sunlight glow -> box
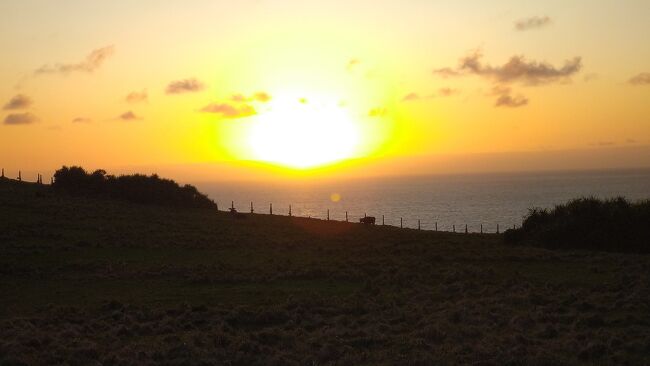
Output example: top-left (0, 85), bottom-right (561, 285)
top-left (247, 97), bottom-right (361, 169)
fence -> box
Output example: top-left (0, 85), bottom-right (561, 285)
top-left (0, 169), bottom-right (519, 234)
top-left (220, 200), bottom-right (520, 234)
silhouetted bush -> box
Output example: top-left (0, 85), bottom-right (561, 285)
top-left (52, 166), bottom-right (216, 209)
top-left (504, 197), bottom-right (650, 253)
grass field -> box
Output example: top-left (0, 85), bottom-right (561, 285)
top-left (1, 178), bottom-right (649, 365)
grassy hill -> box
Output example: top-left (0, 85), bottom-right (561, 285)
top-left (1, 178), bottom-right (649, 365)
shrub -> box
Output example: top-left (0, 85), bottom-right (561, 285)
top-left (52, 166), bottom-right (216, 209)
top-left (504, 197), bottom-right (650, 253)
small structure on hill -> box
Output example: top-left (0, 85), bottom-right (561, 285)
top-left (360, 216), bottom-right (376, 225)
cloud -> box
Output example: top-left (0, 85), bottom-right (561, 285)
top-left (72, 117), bottom-right (92, 123)
top-left (253, 92), bottom-right (271, 102)
top-left (583, 73), bottom-right (599, 82)
top-left (347, 59), bottom-right (360, 71)
top-left (438, 87), bottom-right (459, 97)
top-left (35, 45), bottom-right (115, 75)
top-left (125, 90), bottom-right (148, 103)
top-left (402, 92), bottom-right (421, 102)
top-left (368, 107), bottom-right (387, 117)
top-left (432, 67), bottom-right (461, 78)
top-left (200, 103), bottom-right (256, 119)
top-left (434, 50), bottom-right (582, 85)
top-left (118, 111), bottom-right (141, 121)
top-left (492, 86), bottom-right (528, 108)
top-left (515, 16), bottom-right (552, 31)
top-left (4, 112), bottom-right (38, 125)
top-left (495, 94), bottom-right (529, 108)
top-left (629, 72), bottom-right (650, 86)
top-left (590, 141), bottom-right (616, 147)
top-left (230, 92), bottom-right (272, 103)
top-left (3, 94), bottom-right (33, 110)
top-left (165, 78), bottom-right (205, 94)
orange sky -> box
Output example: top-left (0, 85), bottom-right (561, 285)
top-left (1, 0), bottom-right (649, 181)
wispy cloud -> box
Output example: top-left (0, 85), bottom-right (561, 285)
top-left (3, 94), bottom-right (32, 110)
top-left (438, 87), bottom-right (459, 97)
top-left (347, 58), bottom-right (360, 71)
top-left (4, 112), bottom-right (38, 125)
top-left (402, 92), bottom-right (421, 102)
top-left (515, 16), bottom-right (552, 31)
top-left (118, 111), bottom-right (141, 121)
top-left (368, 107), bottom-right (387, 117)
top-left (629, 72), bottom-right (650, 86)
top-left (434, 50), bottom-right (582, 85)
top-left (165, 78), bottom-right (205, 94)
top-left (72, 117), bottom-right (92, 123)
top-left (230, 92), bottom-right (271, 103)
top-left (35, 45), bottom-right (115, 75)
top-left (200, 103), bottom-right (256, 119)
top-left (125, 90), bottom-right (148, 103)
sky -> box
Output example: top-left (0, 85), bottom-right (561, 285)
top-left (1, 0), bottom-right (649, 181)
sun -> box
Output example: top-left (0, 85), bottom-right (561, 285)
top-left (247, 97), bottom-right (361, 169)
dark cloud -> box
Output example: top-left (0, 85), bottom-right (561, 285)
top-left (200, 103), bottom-right (256, 119)
top-left (72, 117), bottom-right (92, 123)
top-left (165, 78), bottom-right (205, 94)
top-left (492, 86), bottom-right (528, 108)
top-left (125, 90), bottom-right (148, 103)
top-left (629, 72), bottom-right (650, 86)
top-left (35, 45), bottom-right (115, 75)
top-left (495, 94), bottom-right (529, 108)
top-left (515, 16), bottom-right (552, 31)
top-left (3, 94), bottom-right (33, 110)
top-left (402, 92), bottom-right (421, 102)
top-left (4, 112), bottom-right (38, 125)
top-left (118, 111), bottom-right (141, 121)
top-left (434, 50), bottom-right (582, 85)
top-left (368, 107), bottom-right (387, 117)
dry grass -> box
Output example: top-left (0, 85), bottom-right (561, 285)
top-left (1, 179), bottom-right (649, 365)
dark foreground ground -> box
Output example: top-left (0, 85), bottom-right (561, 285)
top-left (0, 179), bottom-right (649, 365)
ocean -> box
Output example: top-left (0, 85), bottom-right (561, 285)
top-left (196, 169), bottom-right (650, 233)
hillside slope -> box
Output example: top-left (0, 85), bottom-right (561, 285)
top-left (0, 179), bottom-right (648, 365)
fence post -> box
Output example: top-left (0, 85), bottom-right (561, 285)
top-left (270, 203), bottom-right (273, 215)
top-left (400, 217), bottom-right (403, 228)
top-left (453, 224), bottom-right (455, 233)
top-left (480, 224), bottom-right (483, 234)
top-left (18, 171), bottom-right (21, 181)
top-left (465, 224), bottom-right (468, 234)
top-left (497, 224), bottom-right (500, 234)
top-left (250, 202), bottom-right (254, 214)
top-left (418, 220), bottom-right (421, 230)
top-left (345, 211), bottom-right (348, 222)
top-left (1, 168), bottom-right (4, 178)
top-left (382, 215), bottom-right (385, 225)
top-left (231, 201), bottom-right (234, 210)
top-left (289, 205), bottom-right (292, 217)
top-left (435, 222), bottom-right (438, 231)
top-left (327, 209), bottom-right (330, 221)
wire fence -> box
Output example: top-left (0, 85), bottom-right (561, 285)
top-left (221, 200), bottom-right (516, 234)
top-left (1, 169), bottom-right (516, 234)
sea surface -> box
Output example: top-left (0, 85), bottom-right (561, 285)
top-left (196, 169), bottom-right (650, 233)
